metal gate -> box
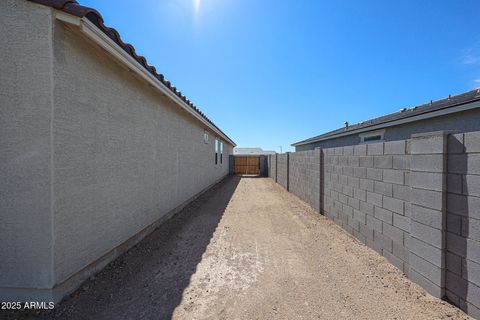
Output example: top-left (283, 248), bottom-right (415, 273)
top-left (234, 156), bottom-right (260, 175)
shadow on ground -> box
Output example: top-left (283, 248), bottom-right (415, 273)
top-left (7, 176), bottom-right (240, 320)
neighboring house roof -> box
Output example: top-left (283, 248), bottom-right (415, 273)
top-left (292, 89), bottom-right (480, 147)
top-left (234, 148), bottom-right (276, 156)
top-left (28, 0), bottom-right (235, 146)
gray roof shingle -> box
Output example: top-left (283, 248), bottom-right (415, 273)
top-left (292, 89), bottom-right (480, 146)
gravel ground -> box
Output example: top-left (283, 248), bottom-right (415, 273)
top-left (3, 176), bottom-right (472, 320)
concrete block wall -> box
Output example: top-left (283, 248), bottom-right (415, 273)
top-left (445, 132), bottom-right (480, 317)
top-left (267, 155), bottom-right (272, 178)
top-left (409, 132), bottom-right (447, 298)
top-left (270, 154), bottom-right (277, 182)
top-left (322, 141), bottom-right (411, 274)
top-left (260, 155), bottom-right (268, 177)
top-left (277, 153), bottom-right (289, 190)
top-left (289, 150), bottom-right (321, 212)
top-left (268, 131), bottom-right (480, 318)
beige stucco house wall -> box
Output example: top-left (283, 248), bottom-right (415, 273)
top-left (0, 0), bottom-right (235, 302)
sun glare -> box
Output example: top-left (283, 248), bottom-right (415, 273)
top-left (194, 0), bottom-right (201, 16)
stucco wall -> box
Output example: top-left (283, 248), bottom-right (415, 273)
top-left (51, 21), bottom-right (233, 285)
top-left (0, 0), bottom-right (54, 290)
top-left (1, 0), bottom-right (234, 302)
top-left (295, 107), bottom-right (480, 152)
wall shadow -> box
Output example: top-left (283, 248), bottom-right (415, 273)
top-left (319, 149), bottom-right (325, 215)
top-left (445, 136), bottom-right (469, 314)
top-left (14, 176), bottom-right (241, 320)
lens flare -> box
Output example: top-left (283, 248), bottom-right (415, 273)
top-left (194, 0), bottom-right (201, 16)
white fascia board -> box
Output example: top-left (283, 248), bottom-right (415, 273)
top-left (292, 99), bottom-right (480, 147)
top-left (56, 11), bottom-right (81, 26)
top-left (54, 12), bottom-right (235, 147)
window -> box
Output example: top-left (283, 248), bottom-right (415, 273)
top-left (220, 141), bottom-right (224, 164)
top-left (363, 135), bottom-right (382, 142)
top-left (203, 130), bottom-right (209, 144)
top-left (215, 138), bottom-right (219, 165)
top-left (359, 129), bottom-right (385, 144)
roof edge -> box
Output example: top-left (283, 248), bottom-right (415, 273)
top-left (292, 92), bottom-right (480, 147)
top-left (28, 0), bottom-right (236, 146)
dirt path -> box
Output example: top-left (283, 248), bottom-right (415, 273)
top-left (8, 176), bottom-right (471, 320)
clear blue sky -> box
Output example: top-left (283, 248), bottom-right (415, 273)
top-left (81, 0), bottom-right (480, 152)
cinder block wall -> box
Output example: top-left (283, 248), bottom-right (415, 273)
top-left (259, 155), bottom-right (268, 177)
top-left (323, 141), bottom-right (411, 274)
top-left (445, 132), bottom-right (480, 316)
top-left (408, 133), bottom-right (448, 298)
top-left (268, 154), bottom-right (277, 181)
top-left (289, 150), bottom-right (321, 212)
top-left (277, 153), bottom-right (289, 189)
top-left (268, 132), bottom-right (480, 318)
top-left (267, 155), bottom-right (272, 177)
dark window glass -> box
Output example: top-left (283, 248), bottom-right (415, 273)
top-left (364, 135), bottom-right (382, 142)
top-left (220, 142), bottom-right (223, 164)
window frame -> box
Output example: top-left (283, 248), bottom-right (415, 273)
top-left (359, 129), bottom-right (385, 144)
top-left (220, 141), bottom-right (224, 164)
top-left (214, 138), bottom-right (219, 165)
top-left (203, 130), bottom-right (209, 144)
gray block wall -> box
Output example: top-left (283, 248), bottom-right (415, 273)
top-left (270, 154), bottom-right (277, 182)
top-left (322, 141), bottom-right (411, 274)
top-left (409, 132), bottom-right (447, 298)
top-left (277, 153), bottom-right (289, 190)
top-left (445, 132), bottom-right (480, 317)
top-left (269, 132), bottom-right (480, 318)
top-left (289, 150), bottom-right (321, 212)
top-left (1, 0), bottom-right (234, 303)
top-left (259, 155), bottom-right (268, 177)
